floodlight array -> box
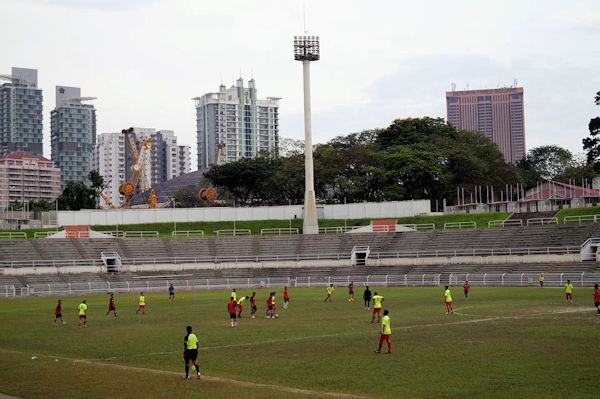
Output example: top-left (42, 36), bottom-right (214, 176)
top-left (294, 36), bottom-right (320, 61)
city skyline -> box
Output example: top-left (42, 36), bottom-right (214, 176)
top-left (1, 0), bottom-right (599, 168)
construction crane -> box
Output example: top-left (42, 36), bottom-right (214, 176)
top-left (99, 191), bottom-right (115, 209)
top-left (198, 143), bottom-right (225, 203)
top-left (118, 128), bottom-right (156, 208)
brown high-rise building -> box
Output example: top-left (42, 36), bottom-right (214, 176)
top-left (446, 87), bottom-right (525, 163)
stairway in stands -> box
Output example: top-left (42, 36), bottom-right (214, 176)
top-left (508, 211), bottom-right (557, 224)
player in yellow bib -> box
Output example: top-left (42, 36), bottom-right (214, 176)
top-left (565, 280), bottom-right (574, 302)
top-left (77, 300), bottom-right (88, 327)
top-left (371, 293), bottom-right (384, 323)
top-left (324, 284), bottom-right (334, 303)
top-left (237, 295), bottom-right (249, 318)
top-left (183, 325), bottom-right (201, 379)
top-left (539, 274), bottom-right (544, 288)
top-left (374, 309), bottom-right (391, 353)
top-left (136, 292), bottom-right (146, 315)
top-left (444, 286), bottom-right (453, 314)
top-left (230, 289), bottom-right (237, 302)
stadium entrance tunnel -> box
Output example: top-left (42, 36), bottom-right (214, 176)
top-left (351, 245), bottom-right (370, 266)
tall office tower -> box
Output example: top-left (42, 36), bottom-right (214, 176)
top-left (446, 87), bottom-right (525, 163)
top-left (0, 67), bottom-right (43, 156)
top-left (50, 86), bottom-right (97, 186)
top-left (177, 145), bottom-right (191, 176)
top-left (194, 78), bottom-right (280, 170)
top-left (93, 132), bottom-right (126, 207)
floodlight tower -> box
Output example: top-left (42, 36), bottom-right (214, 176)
top-left (294, 35), bottom-right (320, 234)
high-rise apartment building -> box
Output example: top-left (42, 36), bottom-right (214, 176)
top-left (178, 145), bottom-right (191, 176)
top-left (50, 86), bottom-right (97, 186)
top-left (446, 87), bottom-right (525, 163)
top-left (93, 133), bottom-right (126, 207)
top-left (0, 67), bottom-right (43, 156)
top-left (194, 78), bottom-right (280, 170)
top-left (0, 152), bottom-right (61, 210)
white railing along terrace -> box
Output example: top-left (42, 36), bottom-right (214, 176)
top-left (0, 245), bottom-right (584, 269)
top-left (171, 230), bottom-right (205, 238)
top-left (399, 223), bottom-right (436, 230)
top-left (488, 219), bottom-right (523, 228)
top-left (260, 228), bottom-right (299, 235)
top-left (215, 229), bottom-right (252, 236)
top-left (444, 221), bottom-right (476, 229)
top-left (318, 226), bottom-right (364, 234)
top-left (3, 272), bottom-right (599, 297)
top-left (0, 232), bottom-right (27, 238)
top-left (526, 217), bottom-right (559, 226)
top-left (563, 214), bottom-right (600, 224)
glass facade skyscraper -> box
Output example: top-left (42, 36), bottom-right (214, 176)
top-left (0, 67), bottom-right (43, 156)
top-left (50, 86), bottom-right (96, 186)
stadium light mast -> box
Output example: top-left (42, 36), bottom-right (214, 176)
top-left (294, 34), bottom-right (320, 234)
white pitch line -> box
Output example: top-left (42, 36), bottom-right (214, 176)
top-left (0, 348), bottom-right (371, 399)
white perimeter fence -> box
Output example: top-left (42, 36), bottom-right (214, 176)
top-left (3, 272), bottom-right (599, 298)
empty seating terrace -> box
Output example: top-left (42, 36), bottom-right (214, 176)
top-left (0, 224), bottom-right (599, 266)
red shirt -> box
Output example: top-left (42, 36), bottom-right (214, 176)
top-left (463, 284), bottom-right (470, 292)
top-left (54, 303), bottom-right (62, 315)
top-left (266, 297), bottom-right (272, 307)
top-left (283, 289), bottom-right (289, 299)
top-left (109, 298), bottom-right (116, 308)
top-left (227, 300), bottom-right (236, 313)
top-left (594, 288), bottom-right (600, 302)
top-left (250, 296), bottom-right (256, 306)
top-left (348, 283), bottom-right (354, 292)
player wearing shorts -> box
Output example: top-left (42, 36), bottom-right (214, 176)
top-left (444, 286), bottom-right (454, 314)
top-left (593, 283), bottom-right (600, 315)
top-left (324, 284), bottom-right (334, 302)
top-left (271, 292), bottom-right (278, 318)
top-left (374, 309), bottom-right (391, 353)
top-left (106, 293), bottom-right (118, 317)
top-left (54, 299), bottom-right (65, 325)
top-left (348, 282), bottom-right (354, 302)
top-left (565, 280), bottom-right (574, 302)
top-left (169, 284), bottom-right (175, 302)
top-left (77, 300), bottom-right (88, 327)
top-left (371, 293), bottom-right (384, 323)
top-left (250, 292), bottom-right (257, 318)
top-left (463, 281), bottom-right (470, 300)
top-left (283, 286), bottom-right (290, 309)
top-left (228, 297), bottom-right (237, 327)
top-left (237, 296), bottom-right (249, 318)
top-left (363, 286), bottom-right (372, 310)
top-left (539, 274), bottom-right (544, 288)
top-left (136, 292), bottom-right (146, 315)
top-left (183, 325), bottom-right (201, 379)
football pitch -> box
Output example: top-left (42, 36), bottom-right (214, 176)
top-left (0, 287), bottom-right (598, 398)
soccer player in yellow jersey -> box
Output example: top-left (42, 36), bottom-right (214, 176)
top-left (374, 309), bottom-right (391, 353)
top-left (230, 289), bottom-right (237, 302)
top-left (565, 280), bottom-right (574, 302)
top-left (371, 293), bottom-right (384, 323)
top-left (539, 273), bottom-right (544, 288)
top-left (77, 300), bottom-right (88, 327)
top-left (324, 284), bottom-right (334, 302)
top-left (237, 295), bottom-right (249, 318)
top-left (136, 292), bottom-right (146, 315)
top-left (183, 325), bottom-right (201, 379)
top-left (444, 286), bottom-right (453, 314)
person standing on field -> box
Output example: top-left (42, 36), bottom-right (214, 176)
top-left (77, 300), bottom-right (88, 327)
top-left (593, 283), bottom-right (600, 315)
top-left (371, 292), bottom-right (384, 323)
top-left (227, 297), bottom-right (237, 327)
top-left (565, 280), bottom-right (574, 302)
top-left (250, 292), bottom-right (257, 319)
top-left (136, 292), bottom-right (146, 315)
top-left (324, 284), bottom-right (334, 302)
top-left (374, 309), bottom-right (391, 354)
top-left (348, 282), bottom-right (354, 302)
top-left (463, 281), bottom-right (471, 300)
top-left (230, 288), bottom-right (237, 302)
top-left (183, 325), bottom-right (201, 379)
top-left (444, 286), bottom-right (454, 314)
top-left (283, 286), bottom-right (290, 309)
top-left (106, 293), bottom-right (118, 317)
top-left (54, 299), bottom-right (65, 325)
top-left (237, 296), bottom-right (248, 318)
top-left (363, 286), bottom-right (372, 310)
top-left (168, 284), bottom-right (175, 301)
top-left (539, 274), bottom-right (544, 288)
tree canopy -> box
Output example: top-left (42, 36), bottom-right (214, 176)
top-left (582, 90), bottom-right (600, 171)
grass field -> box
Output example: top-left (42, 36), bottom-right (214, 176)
top-left (0, 287), bottom-right (598, 398)
top-left (396, 212), bottom-right (510, 230)
top-left (556, 206), bottom-right (600, 221)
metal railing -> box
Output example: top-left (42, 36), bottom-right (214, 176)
top-left (260, 228), bottom-right (299, 235)
top-left (0, 245), bottom-right (583, 269)
top-left (488, 219), bottom-right (523, 228)
top-left (3, 271), bottom-right (599, 297)
top-left (215, 229), bottom-right (252, 236)
top-left (527, 217), bottom-right (558, 226)
top-left (0, 232), bottom-right (27, 239)
top-left (444, 221), bottom-right (477, 230)
top-left (399, 223), bottom-right (436, 231)
top-left (171, 230), bottom-right (205, 238)
top-left (563, 214), bottom-right (600, 224)
top-left (318, 226), bottom-right (365, 234)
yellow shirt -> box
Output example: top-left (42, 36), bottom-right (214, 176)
top-left (230, 291), bottom-right (237, 301)
top-left (565, 283), bottom-right (573, 294)
top-left (186, 333), bottom-right (198, 350)
top-left (444, 289), bottom-right (452, 302)
top-left (138, 295), bottom-right (145, 306)
top-left (327, 286), bottom-right (334, 295)
top-left (237, 296), bottom-right (246, 305)
top-left (78, 303), bottom-right (87, 316)
top-left (372, 295), bottom-right (384, 309)
top-left (381, 315), bottom-right (391, 335)
top-left (539, 275), bottom-right (544, 282)
top-left (270, 295), bottom-right (276, 305)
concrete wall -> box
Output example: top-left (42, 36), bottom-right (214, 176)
top-left (55, 200), bottom-right (431, 226)
top-left (370, 254), bottom-right (580, 267)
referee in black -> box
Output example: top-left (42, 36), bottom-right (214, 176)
top-left (183, 325), bottom-right (200, 379)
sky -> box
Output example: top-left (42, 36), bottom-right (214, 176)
top-left (2, 0), bottom-right (599, 168)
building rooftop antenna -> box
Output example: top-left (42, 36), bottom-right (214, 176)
top-left (514, 78), bottom-right (518, 87)
top-left (451, 82), bottom-right (456, 92)
top-left (303, 4), bottom-right (307, 34)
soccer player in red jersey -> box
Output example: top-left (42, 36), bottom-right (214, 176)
top-left (106, 293), bottom-right (118, 318)
top-left (250, 292), bottom-right (257, 319)
top-left (593, 283), bottom-right (600, 315)
top-left (463, 281), bottom-right (470, 300)
top-left (54, 299), bottom-right (65, 325)
top-left (227, 297), bottom-right (237, 328)
top-left (283, 286), bottom-right (289, 309)
top-left (348, 282), bottom-right (355, 302)
top-left (266, 292), bottom-right (277, 318)
top-left (237, 296), bottom-right (248, 318)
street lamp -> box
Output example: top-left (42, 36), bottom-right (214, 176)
top-left (294, 35), bottom-right (320, 234)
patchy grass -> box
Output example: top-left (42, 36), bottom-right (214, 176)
top-left (397, 212), bottom-right (510, 230)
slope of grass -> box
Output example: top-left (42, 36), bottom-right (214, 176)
top-left (555, 206), bottom-right (600, 221)
top-left (0, 287), bottom-right (597, 398)
top-left (397, 211), bottom-right (510, 229)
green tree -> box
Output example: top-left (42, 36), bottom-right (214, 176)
top-left (172, 186), bottom-right (202, 208)
top-left (56, 181), bottom-right (96, 210)
top-left (518, 145), bottom-right (573, 182)
top-left (9, 200), bottom-right (55, 212)
top-left (582, 90), bottom-right (600, 171)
